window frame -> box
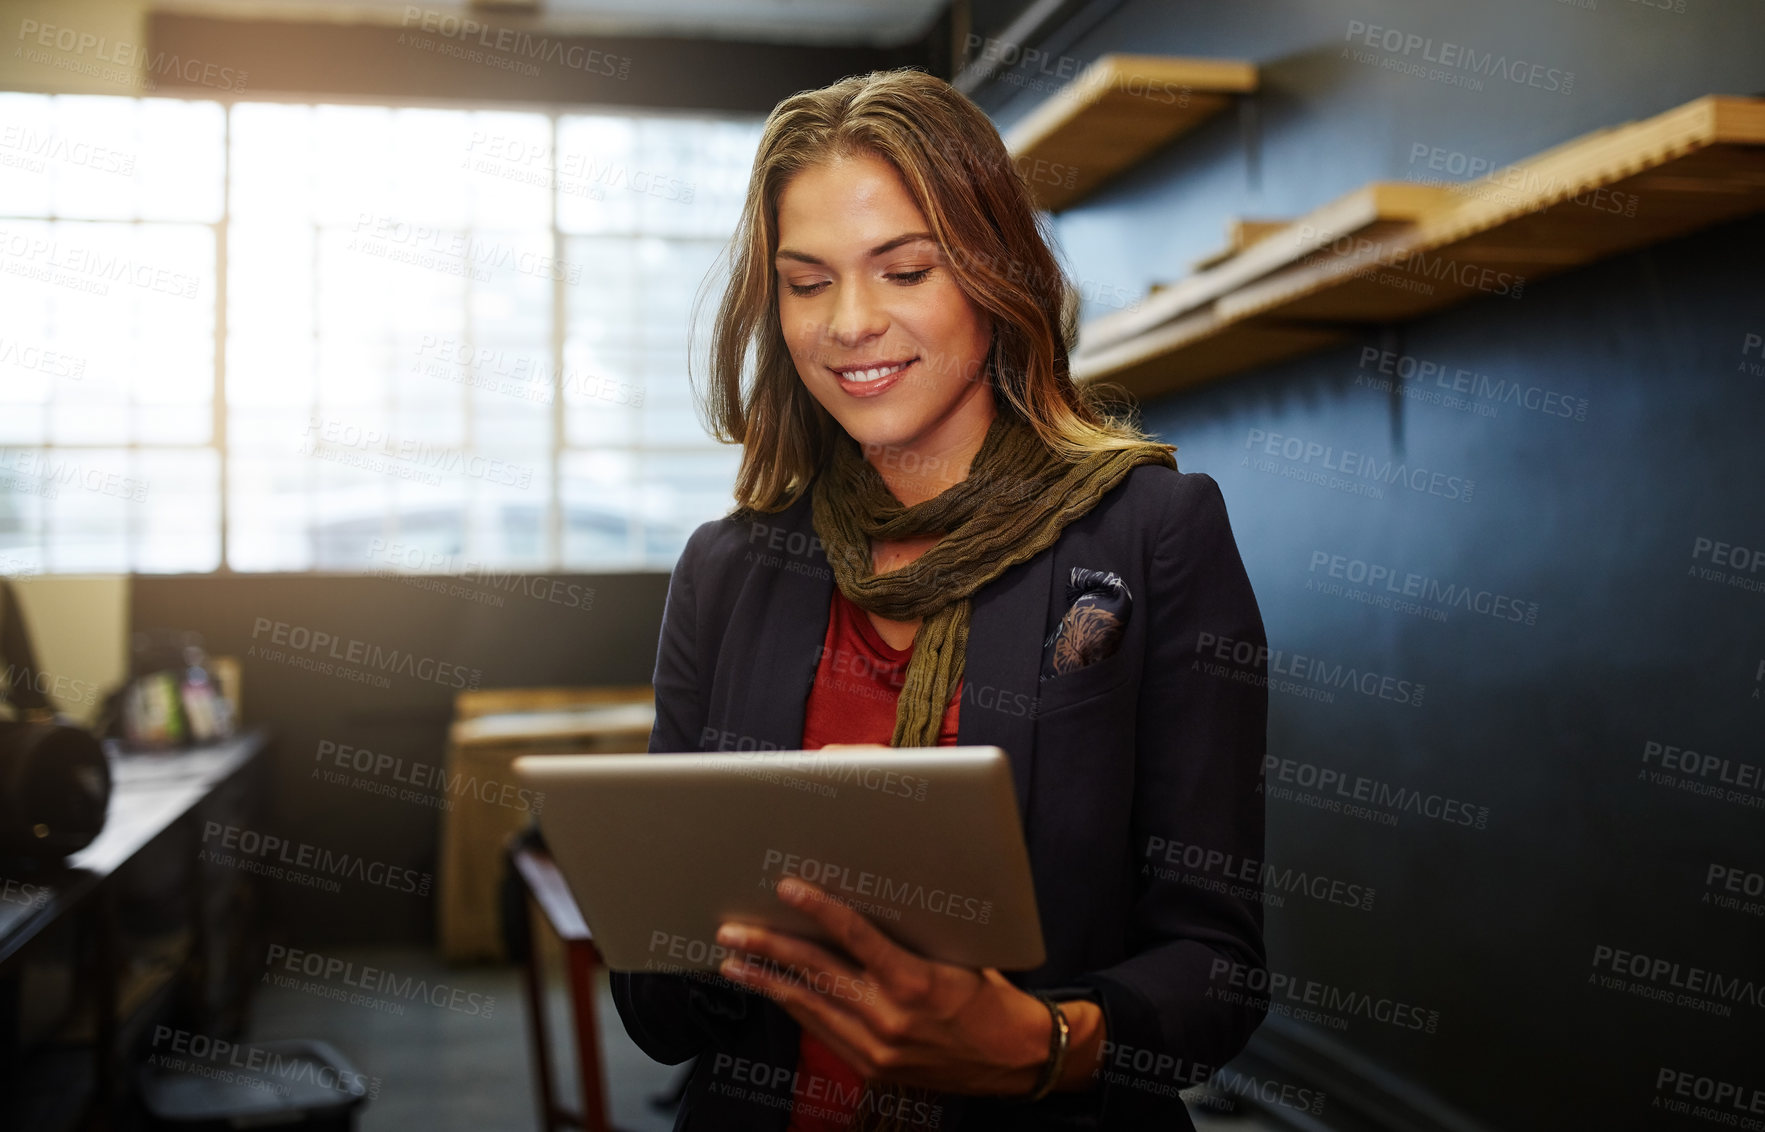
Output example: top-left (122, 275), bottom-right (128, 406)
top-left (0, 89), bottom-right (757, 576)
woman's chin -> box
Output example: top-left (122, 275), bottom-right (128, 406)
top-left (832, 413), bottom-right (923, 456)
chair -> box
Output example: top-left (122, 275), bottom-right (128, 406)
top-left (505, 832), bottom-right (631, 1132)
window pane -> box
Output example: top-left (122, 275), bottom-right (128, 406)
top-left (639, 447), bottom-right (739, 560)
top-left (135, 449), bottom-right (219, 572)
top-left (230, 103), bottom-right (315, 223)
top-left (0, 95), bottom-right (224, 222)
top-left (0, 93), bottom-right (55, 217)
top-left (560, 448), bottom-right (638, 565)
top-left (226, 99), bottom-right (563, 573)
top-left (136, 98), bottom-right (226, 223)
top-left (228, 454), bottom-right (311, 571)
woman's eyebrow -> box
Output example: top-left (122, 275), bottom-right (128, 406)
top-left (775, 232), bottom-right (937, 265)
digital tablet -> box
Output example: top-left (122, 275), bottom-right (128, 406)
top-left (512, 746), bottom-right (1046, 973)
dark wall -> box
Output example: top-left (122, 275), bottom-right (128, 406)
top-left (972, 0), bottom-right (1764, 1128)
top-left (130, 572), bottom-right (668, 945)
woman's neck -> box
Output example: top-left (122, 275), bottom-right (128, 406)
top-left (866, 394), bottom-right (998, 508)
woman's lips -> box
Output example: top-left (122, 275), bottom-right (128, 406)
top-left (830, 358), bottom-right (916, 397)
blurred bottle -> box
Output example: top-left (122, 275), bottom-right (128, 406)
top-left (178, 635), bottom-right (234, 743)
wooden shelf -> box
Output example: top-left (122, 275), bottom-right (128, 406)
top-left (1083, 182), bottom-right (1459, 353)
top-left (1004, 54), bottom-right (1257, 212)
top-left (1074, 95), bottom-right (1765, 397)
top-left (1191, 219), bottom-right (1288, 271)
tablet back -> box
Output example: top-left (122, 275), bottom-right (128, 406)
top-left (513, 746), bottom-right (1046, 972)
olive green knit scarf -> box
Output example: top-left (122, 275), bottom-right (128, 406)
top-left (811, 407), bottom-right (1174, 750)
top-left (805, 408), bottom-right (1172, 1129)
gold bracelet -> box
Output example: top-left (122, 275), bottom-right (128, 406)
top-left (1024, 994), bottom-right (1070, 1103)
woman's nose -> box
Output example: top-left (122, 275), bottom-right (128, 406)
top-left (823, 281), bottom-right (887, 348)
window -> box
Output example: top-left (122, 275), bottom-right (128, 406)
top-left (0, 92), bottom-right (760, 574)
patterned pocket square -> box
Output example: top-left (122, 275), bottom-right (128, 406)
top-left (1041, 567), bottom-right (1132, 679)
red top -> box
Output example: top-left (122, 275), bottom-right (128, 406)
top-left (788, 588), bottom-right (961, 1132)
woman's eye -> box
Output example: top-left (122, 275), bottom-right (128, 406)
top-left (887, 268), bottom-right (933, 285)
top-left (785, 280), bottom-right (829, 297)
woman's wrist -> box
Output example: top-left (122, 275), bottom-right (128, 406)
top-left (1050, 999), bottom-right (1105, 1093)
top-left (1000, 993), bottom-right (1106, 1098)
top-left (1020, 995), bottom-right (1070, 1102)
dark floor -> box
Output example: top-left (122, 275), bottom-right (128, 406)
top-left (243, 944), bottom-right (1284, 1131)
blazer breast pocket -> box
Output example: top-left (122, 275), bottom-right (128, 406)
top-left (1034, 647), bottom-right (1135, 716)
top-left (1036, 566), bottom-right (1136, 716)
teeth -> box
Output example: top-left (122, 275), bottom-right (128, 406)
top-left (844, 362), bottom-right (908, 382)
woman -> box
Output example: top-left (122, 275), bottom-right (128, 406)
top-left (611, 68), bottom-right (1269, 1132)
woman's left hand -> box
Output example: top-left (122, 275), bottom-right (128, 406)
top-left (714, 876), bottom-right (1073, 1096)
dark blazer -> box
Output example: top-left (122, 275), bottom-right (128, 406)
top-left (611, 463), bottom-right (1270, 1132)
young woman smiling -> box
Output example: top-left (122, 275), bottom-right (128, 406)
top-left (611, 69), bottom-right (1270, 1132)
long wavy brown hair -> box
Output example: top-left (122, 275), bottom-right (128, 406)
top-left (697, 67), bottom-right (1167, 515)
